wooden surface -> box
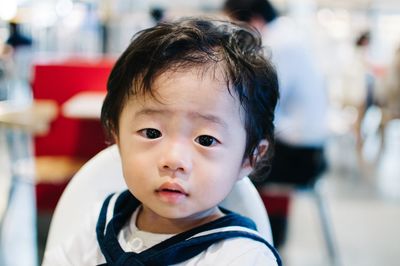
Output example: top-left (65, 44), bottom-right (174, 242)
top-left (0, 100), bottom-right (58, 135)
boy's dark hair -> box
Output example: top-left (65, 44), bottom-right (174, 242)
top-left (101, 17), bottom-right (279, 179)
top-left (223, 0), bottom-right (279, 24)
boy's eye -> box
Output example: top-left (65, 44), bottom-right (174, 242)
top-left (195, 135), bottom-right (218, 147)
top-left (140, 128), bottom-right (162, 139)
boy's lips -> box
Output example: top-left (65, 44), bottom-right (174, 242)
top-left (156, 182), bottom-right (189, 203)
top-left (156, 182), bottom-right (189, 196)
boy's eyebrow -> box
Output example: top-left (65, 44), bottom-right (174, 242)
top-left (135, 108), bottom-right (228, 128)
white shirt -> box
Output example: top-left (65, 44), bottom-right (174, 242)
top-left (43, 203), bottom-right (278, 265)
top-left (263, 17), bottom-right (328, 147)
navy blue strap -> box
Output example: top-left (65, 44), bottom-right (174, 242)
top-left (96, 193), bottom-right (122, 264)
top-left (136, 230), bottom-right (282, 265)
top-left (97, 191), bottom-right (140, 264)
top-left (141, 208), bottom-right (258, 256)
top-left (96, 190), bottom-right (282, 266)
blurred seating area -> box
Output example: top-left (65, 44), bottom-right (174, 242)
top-left (1, 1), bottom-right (400, 266)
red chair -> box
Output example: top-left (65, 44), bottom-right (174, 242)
top-left (31, 57), bottom-right (115, 212)
top-left (32, 58), bottom-right (114, 158)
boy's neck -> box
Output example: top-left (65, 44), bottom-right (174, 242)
top-left (136, 206), bottom-right (225, 234)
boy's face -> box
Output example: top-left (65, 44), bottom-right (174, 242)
top-left (116, 67), bottom-right (252, 230)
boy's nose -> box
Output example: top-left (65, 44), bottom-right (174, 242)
top-left (159, 140), bottom-right (192, 175)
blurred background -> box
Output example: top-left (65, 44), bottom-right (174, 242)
top-left (0, 0), bottom-right (399, 265)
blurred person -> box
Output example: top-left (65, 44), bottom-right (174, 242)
top-left (343, 30), bottom-right (387, 166)
top-left (0, 41), bottom-right (13, 100)
top-left (1, 27), bottom-right (27, 100)
top-left (342, 31), bottom-right (375, 157)
top-left (355, 31), bottom-right (376, 110)
top-left (2, 21), bottom-right (34, 104)
top-left (224, 0), bottom-right (328, 248)
top-left (6, 21), bottom-right (33, 81)
top-left (375, 45), bottom-right (400, 158)
top-left (43, 17), bottom-right (282, 265)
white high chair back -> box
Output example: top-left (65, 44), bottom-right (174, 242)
top-left (45, 145), bottom-right (273, 251)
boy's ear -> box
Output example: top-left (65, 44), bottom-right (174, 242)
top-left (239, 140), bottom-right (269, 180)
top-left (254, 139), bottom-right (269, 161)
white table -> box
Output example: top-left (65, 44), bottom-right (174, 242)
top-left (62, 91), bottom-right (106, 119)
